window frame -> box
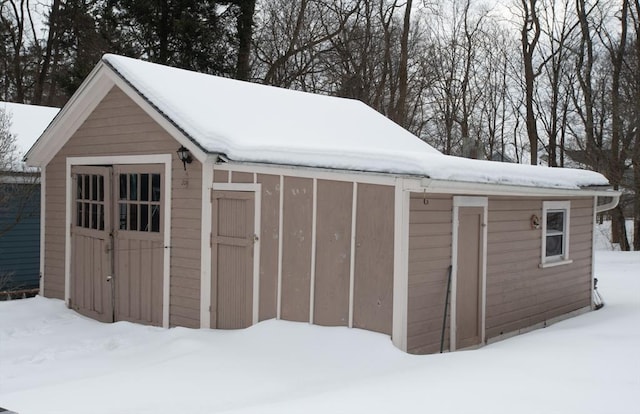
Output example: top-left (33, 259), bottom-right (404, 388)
top-left (540, 200), bottom-right (572, 268)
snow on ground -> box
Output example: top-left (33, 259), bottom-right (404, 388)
top-left (1, 250), bottom-right (638, 414)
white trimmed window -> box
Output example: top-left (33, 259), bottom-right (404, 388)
top-left (541, 201), bottom-right (571, 267)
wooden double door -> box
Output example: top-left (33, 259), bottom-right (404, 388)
top-left (70, 165), bottom-right (164, 326)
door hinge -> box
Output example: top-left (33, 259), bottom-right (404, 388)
top-left (209, 232), bottom-right (213, 248)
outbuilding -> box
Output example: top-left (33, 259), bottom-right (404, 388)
top-left (1, 102), bottom-right (58, 294)
top-left (25, 55), bottom-right (618, 354)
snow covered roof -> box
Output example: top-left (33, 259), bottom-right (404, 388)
top-left (1, 101), bottom-right (59, 171)
top-left (98, 55), bottom-right (609, 189)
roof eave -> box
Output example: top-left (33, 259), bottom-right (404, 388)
top-left (415, 177), bottom-right (619, 198)
top-left (216, 158), bottom-right (618, 198)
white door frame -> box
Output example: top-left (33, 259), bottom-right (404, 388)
top-left (450, 196), bottom-right (488, 351)
top-left (66, 154), bottom-right (172, 327)
top-left (208, 182), bottom-right (262, 327)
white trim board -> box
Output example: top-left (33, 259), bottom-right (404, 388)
top-left (65, 154), bottom-right (172, 328)
top-left (348, 182), bottom-right (358, 328)
top-left (199, 164), bottom-right (214, 328)
top-left (450, 196), bottom-right (488, 352)
top-left (309, 178), bottom-right (318, 324)
top-left (39, 168), bottom-right (46, 296)
top-left (541, 200), bottom-right (571, 266)
top-left (276, 175), bottom-right (284, 320)
top-left (25, 62), bottom-right (208, 168)
top-left (391, 179), bottom-right (410, 351)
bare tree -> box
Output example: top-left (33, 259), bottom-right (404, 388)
top-left (519, 0), bottom-right (542, 165)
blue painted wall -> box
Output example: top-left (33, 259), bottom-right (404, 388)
top-left (0, 184), bottom-right (40, 291)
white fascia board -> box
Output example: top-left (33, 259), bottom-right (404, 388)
top-left (411, 178), bottom-right (619, 198)
top-left (219, 162), bottom-right (618, 198)
top-left (104, 70), bottom-right (209, 164)
top-left (25, 61), bottom-right (211, 168)
top-left (25, 62), bottom-right (114, 167)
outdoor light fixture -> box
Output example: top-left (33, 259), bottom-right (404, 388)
top-left (177, 146), bottom-right (193, 170)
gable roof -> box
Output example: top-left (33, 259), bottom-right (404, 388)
top-left (1, 101), bottom-right (59, 172)
top-left (27, 54), bottom-right (610, 190)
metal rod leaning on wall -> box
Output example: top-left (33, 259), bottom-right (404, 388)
top-left (440, 265), bottom-right (453, 353)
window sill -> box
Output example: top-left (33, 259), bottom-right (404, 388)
top-left (539, 259), bottom-right (573, 269)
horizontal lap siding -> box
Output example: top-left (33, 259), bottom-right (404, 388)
top-left (44, 86), bottom-right (201, 327)
top-left (485, 197), bottom-right (593, 339)
top-left (407, 195), bottom-right (453, 354)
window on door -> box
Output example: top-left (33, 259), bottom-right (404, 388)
top-left (75, 173), bottom-right (105, 231)
top-left (541, 201), bottom-right (571, 266)
top-left (118, 173), bottom-right (161, 232)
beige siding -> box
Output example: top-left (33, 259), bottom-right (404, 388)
top-left (213, 170), bottom-right (228, 183)
top-left (485, 197), bottom-right (594, 339)
top-left (353, 184), bottom-right (394, 335)
top-left (231, 171), bottom-right (254, 183)
top-left (44, 86), bottom-right (201, 328)
top-left (313, 180), bottom-right (352, 326)
top-left (407, 194), bottom-right (453, 354)
top-left (256, 174), bottom-right (280, 321)
top-left (280, 176), bottom-right (313, 321)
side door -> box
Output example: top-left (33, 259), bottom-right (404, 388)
top-left (211, 190), bottom-right (255, 329)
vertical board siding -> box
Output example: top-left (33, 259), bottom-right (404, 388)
top-left (485, 197), bottom-right (594, 339)
top-left (44, 86), bottom-right (201, 328)
top-left (257, 174), bottom-right (280, 321)
top-left (407, 194), bottom-right (453, 354)
top-left (353, 184), bottom-right (394, 335)
top-left (281, 176), bottom-right (313, 322)
top-left (313, 180), bottom-right (352, 326)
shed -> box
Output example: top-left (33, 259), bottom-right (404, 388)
top-left (25, 55), bottom-right (619, 353)
top-left (1, 102), bottom-right (58, 293)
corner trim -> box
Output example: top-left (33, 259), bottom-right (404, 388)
top-left (39, 168), bottom-right (46, 296)
top-left (200, 164), bottom-right (214, 328)
top-left (392, 179), bottom-right (410, 351)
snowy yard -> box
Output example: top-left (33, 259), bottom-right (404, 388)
top-left (0, 250), bottom-right (638, 414)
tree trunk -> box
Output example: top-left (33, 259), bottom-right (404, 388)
top-left (235, 0), bottom-right (256, 81)
top-left (33, 0), bottom-right (61, 105)
top-left (521, 0), bottom-right (541, 165)
top-left (393, 0), bottom-right (411, 127)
